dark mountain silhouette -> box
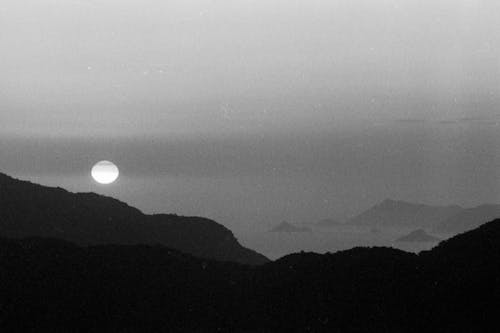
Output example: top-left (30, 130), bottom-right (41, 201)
top-left (316, 218), bottom-right (344, 228)
top-left (396, 229), bottom-right (441, 242)
top-left (348, 199), bottom-right (463, 228)
top-left (269, 221), bottom-right (312, 233)
top-left (0, 172), bottom-right (268, 265)
top-left (434, 204), bottom-right (500, 235)
top-left (2, 219), bottom-right (500, 331)
top-left (2, 172), bottom-right (500, 330)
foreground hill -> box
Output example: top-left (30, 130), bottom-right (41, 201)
top-left (0, 172), bottom-right (268, 265)
top-left (348, 199), bottom-right (463, 229)
top-left (1, 219), bottom-right (500, 331)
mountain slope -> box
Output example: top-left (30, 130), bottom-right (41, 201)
top-left (0, 172), bottom-right (268, 265)
top-left (416, 219), bottom-right (500, 331)
top-left (1, 220), bottom-right (500, 331)
top-left (434, 204), bottom-right (500, 234)
top-left (0, 236), bottom-right (252, 332)
top-left (348, 199), bottom-right (463, 228)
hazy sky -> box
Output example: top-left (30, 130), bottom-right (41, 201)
top-left (1, 0), bottom-right (500, 230)
top-left (2, 0), bottom-right (500, 136)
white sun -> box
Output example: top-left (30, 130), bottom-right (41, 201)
top-left (91, 160), bottom-right (119, 184)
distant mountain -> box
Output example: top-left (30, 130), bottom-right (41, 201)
top-left (269, 221), bottom-right (311, 233)
top-left (434, 204), bottom-right (500, 235)
top-left (0, 172), bottom-right (268, 265)
top-left (348, 199), bottom-right (463, 228)
top-left (396, 229), bottom-right (441, 242)
top-left (2, 219), bottom-right (500, 331)
top-left (316, 218), bottom-right (344, 228)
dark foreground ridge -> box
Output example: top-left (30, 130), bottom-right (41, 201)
top-left (0, 172), bottom-right (268, 265)
top-left (1, 217), bottom-right (500, 331)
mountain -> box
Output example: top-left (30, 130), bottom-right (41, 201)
top-left (316, 218), bottom-right (344, 228)
top-left (434, 204), bottom-right (500, 235)
top-left (416, 219), bottom-right (500, 330)
top-left (269, 221), bottom-right (312, 233)
top-left (396, 229), bottom-right (441, 242)
top-left (1, 219), bottom-right (500, 331)
top-left (0, 172), bottom-right (268, 265)
top-left (0, 236), bottom-right (250, 332)
top-left (348, 199), bottom-right (463, 228)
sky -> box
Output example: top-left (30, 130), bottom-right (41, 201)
top-left (1, 0), bottom-right (500, 231)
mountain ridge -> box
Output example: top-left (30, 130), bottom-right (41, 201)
top-left (348, 198), bottom-right (463, 229)
top-left (0, 171), bottom-right (268, 265)
top-left (434, 204), bottom-right (500, 235)
top-left (2, 219), bottom-right (500, 331)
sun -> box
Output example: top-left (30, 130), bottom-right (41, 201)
top-left (91, 160), bottom-right (119, 184)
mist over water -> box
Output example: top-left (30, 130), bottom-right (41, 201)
top-left (239, 227), bottom-right (438, 260)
